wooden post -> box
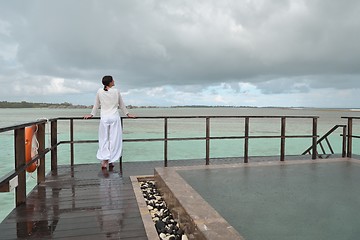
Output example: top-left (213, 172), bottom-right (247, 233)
top-left (120, 118), bottom-right (124, 174)
top-left (206, 117), bottom-right (210, 165)
top-left (51, 120), bottom-right (58, 174)
top-left (312, 117), bottom-right (318, 160)
top-left (164, 118), bottom-right (168, 167)
top-left (15, 128), bottom-right (26, 206)
top-left (244, 117), bottom-right (249, 163)
top-left (280, 117), bottom-right (286, 161)
top-left (70, 119), bottom-right (74, 166)
top-left (342, 125), bottom-right (347, 158)
top-left (37, 123), bottom-right (46, 183)
top-left (347, 118), bottom-right (352, 158)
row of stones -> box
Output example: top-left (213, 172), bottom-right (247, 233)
top-left (140, 180), bottom-right (188, 240)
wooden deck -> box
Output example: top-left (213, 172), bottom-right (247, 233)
top-left (0, 162), bottom-right (156, 240)
top-left (0, 158), bottom-right (223, 240)
top-left (0, 156), bottom-right (320, 240)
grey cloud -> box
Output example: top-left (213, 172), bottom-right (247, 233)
top-left (306, 76), bottom-right (360, 89)
top-left (255, 77), bottom-right (311, 94)
top-left (254, 75), bottom-right (360, 95)
top-left (1, 0), bottom-right (360, 98)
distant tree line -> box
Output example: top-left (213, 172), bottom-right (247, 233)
top-left (170, 105), bottom-right (258, 108)
top-left (0, 101), bottom-right (88, 108)
top-left (0, 101), bottom-right (266, 109)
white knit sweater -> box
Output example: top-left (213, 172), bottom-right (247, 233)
top-left (90, 87), bottom-right (129, 117)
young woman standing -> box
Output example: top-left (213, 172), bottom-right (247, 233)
top-left (84, 75), bottom-right (135, 170)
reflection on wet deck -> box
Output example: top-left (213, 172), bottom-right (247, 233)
top-left (0, 164), bottom-right (148, 240)
top-left (0, 158), bottom-right (240, 239)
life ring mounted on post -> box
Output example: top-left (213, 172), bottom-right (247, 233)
top-left (25, 125), bottom-right (39, 173)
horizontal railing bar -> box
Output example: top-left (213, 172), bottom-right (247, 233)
top-left (0, 119), bottom-right (48, 133)
top-left (342, 117), bottom-right (360, 120)
top-left (0, 148), bottom-right (51, 188)
top-left (57, 116), bottom-right (319, 120)
top-left (0, 170), bottom-right (17, 190)
top-left (25, 148), bottom-right (51, 166)
top-left (63, 140), bottom-right (98, 144)
top-left (0, 115), bottom-right (321, 134)
top-left (247, 135), bottom-right (317, 139)
top-left (60, 134), bottom-right (318, 145)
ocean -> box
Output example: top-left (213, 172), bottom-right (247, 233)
top-left (1, 107), bottom-right (360, 222)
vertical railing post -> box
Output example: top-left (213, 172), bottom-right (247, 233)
top-left (15, 128), bottom-right (26, 206)
top-left (280, 117), bottom-right (286, 161)
top-left (164, 117), bottom-right (168, 167)
top-left (70, 119), bottom-right (74, 166)
top-left (120, 118), bottom-right (124, 173)
top-left (244, 117), bottom-right (249, 163)
top-left (51, 120), bottom-right (58, 174)
top-left (347, 118), bottom-right (352, 158)
top-left (312, 117), bottom-right (318, 160)
top-left (119, 117), bottom-right (124, 175)
top-left (342, 125), bottom-right (347, 158)
top-left (37, 123), bottom-right (46, 183)
top-left (206, 117), bottom-right (210, 165)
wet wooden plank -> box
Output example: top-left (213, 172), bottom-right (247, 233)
top-left (0, 164), bottom-right (148, 239)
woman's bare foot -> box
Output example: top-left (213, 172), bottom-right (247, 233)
top-left (109, 163), bottom-right (114, 171)
top-left (101, 160), bottom-right (109, 169)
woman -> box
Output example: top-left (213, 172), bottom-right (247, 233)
top-left (84, 75), bottom-right (135, 170)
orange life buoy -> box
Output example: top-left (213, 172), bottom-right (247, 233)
top-left (25, 125), bottom-right (38, 173)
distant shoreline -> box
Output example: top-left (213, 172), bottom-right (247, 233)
top-left (1, 101), bottom-right (359, 111)
top-left (0, 101), bottom-right (89, 109)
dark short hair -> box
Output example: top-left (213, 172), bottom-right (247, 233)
top-left (102, 75), bottom-right (113, 91)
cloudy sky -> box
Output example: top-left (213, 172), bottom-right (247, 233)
top-left (1, 0), bottom-right (360, 108)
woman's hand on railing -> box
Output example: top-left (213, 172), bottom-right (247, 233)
top-left (126, 113), bottom-right (136, 119)
top-left (83, 114), bottom-right (93, 119)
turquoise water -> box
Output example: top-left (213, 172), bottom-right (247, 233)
top-left (0, 107), bottom-right (359, 222)
top-left (178, 161), bottom-right (360, 240)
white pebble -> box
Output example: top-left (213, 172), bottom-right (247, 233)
top-left (159, 233), bottom-right (167, 239)
top-left (141, 180), bottom-right (185, 240)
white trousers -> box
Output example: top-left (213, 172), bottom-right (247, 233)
top-left (96, 114), bottom-right (122, 163)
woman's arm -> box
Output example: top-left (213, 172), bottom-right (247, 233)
top-left (118, 90), bottom-right (136, 118)
top-left (84, 90), bottom-right (100, 119)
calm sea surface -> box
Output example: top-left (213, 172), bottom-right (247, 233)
top-left (1, 107), bottom-right (360, 221)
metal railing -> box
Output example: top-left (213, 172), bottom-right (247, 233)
top-left (302, 124), bottom-right (347, 157)
top-left (342, 117), bottom-right (360, 158)
top-left (1, 115), bottom-right (321, 207)
top-left (0, 119), bottom-right (50, 206)
top-left (60, 116), bottom-right (319, 165)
